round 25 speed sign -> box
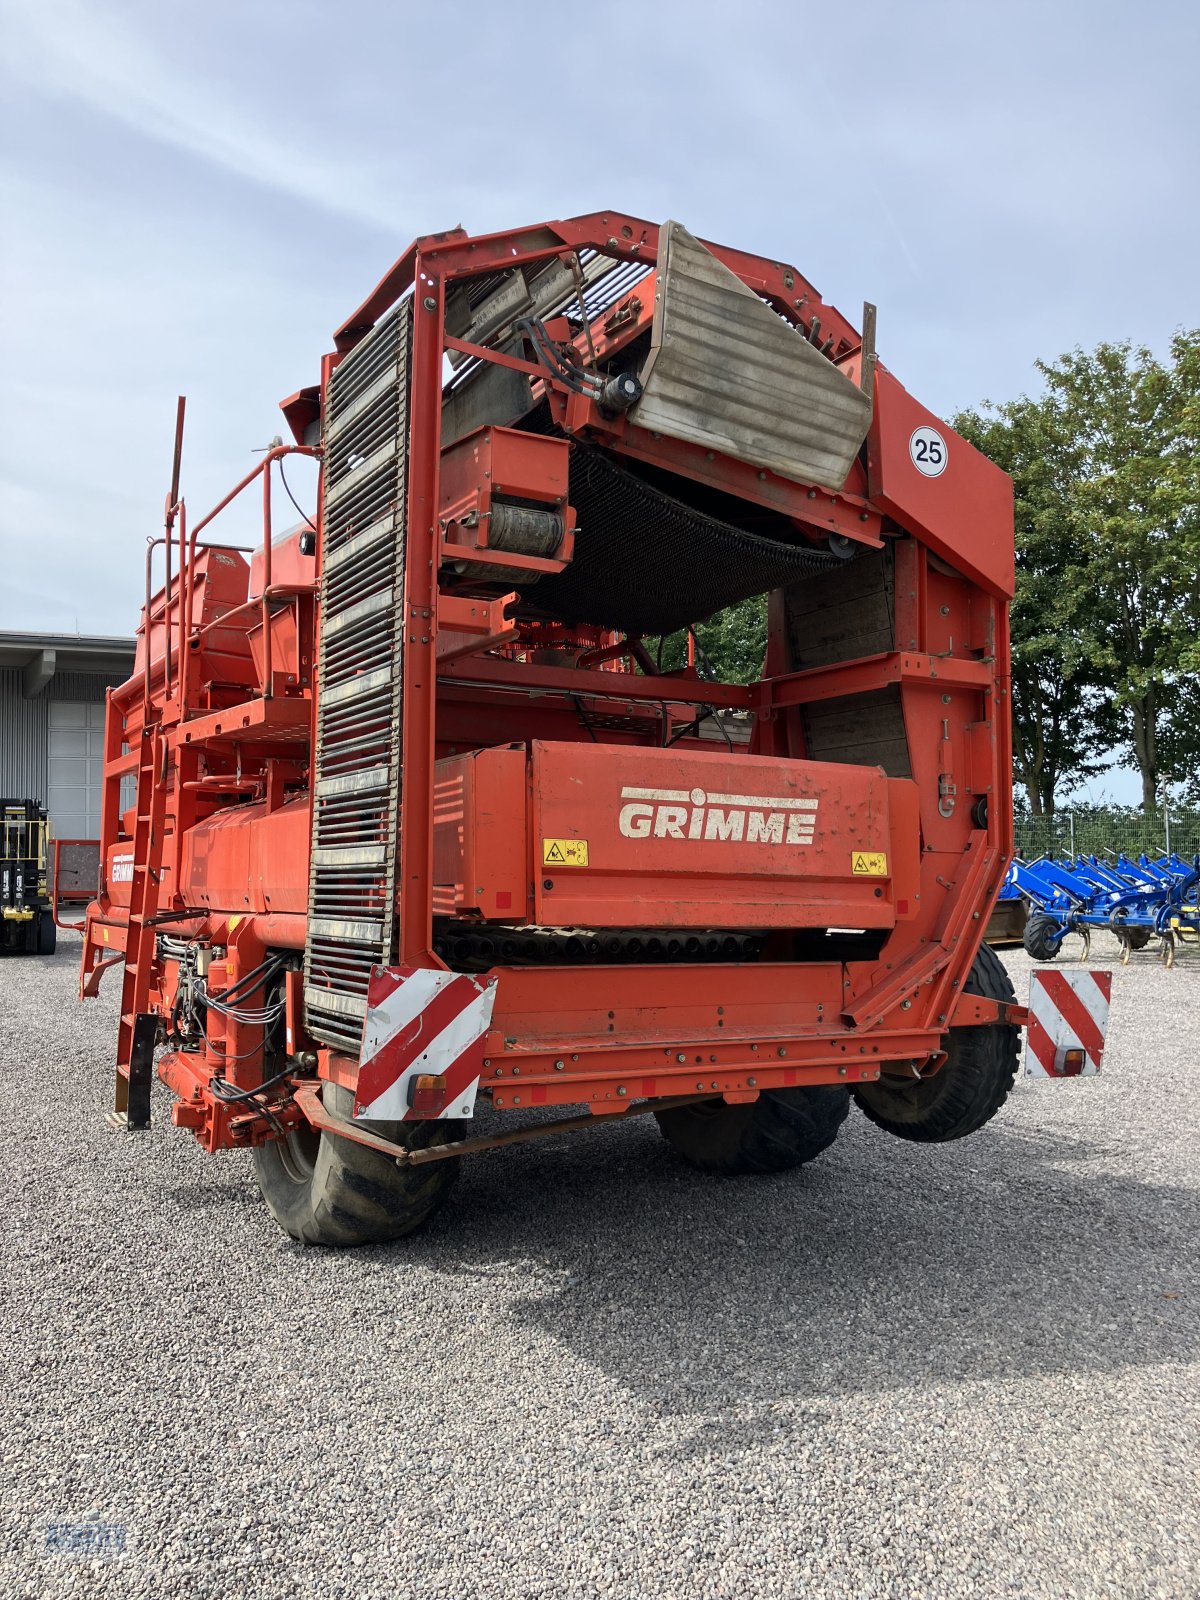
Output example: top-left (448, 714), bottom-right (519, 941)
top-left (909, 425), bottom-right (948, 478)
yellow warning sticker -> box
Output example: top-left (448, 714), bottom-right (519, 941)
top-left (852, 851), bottom-right (888, 876)
top-left (543, 838), bottom-right (589, 867)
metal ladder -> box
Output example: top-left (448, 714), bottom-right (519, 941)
top-left (303, 301), bottom-right (413, 1053)
top-left (113, 726), bottom-right (166, 1127)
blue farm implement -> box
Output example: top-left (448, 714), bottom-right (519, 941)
top-left (1009, 853), bottom-right (1200, 968)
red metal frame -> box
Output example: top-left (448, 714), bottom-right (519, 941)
top-left (81, 209), bottom-right (1019, 1154)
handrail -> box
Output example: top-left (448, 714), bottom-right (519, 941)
top-left (262, 457), bottom-right (273, 698)
top-left (133, 538), bottom-right (266, 720)
top-left (176, 500), bottom-right (188, 708)
top-left (190, 583), bottom-right (315, 645)
top-left (178, 444), bottom-right (318, 715)
top-left (143, 535), bottom-right (166, 721)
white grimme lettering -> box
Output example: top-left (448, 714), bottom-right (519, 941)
top-left (746, 812), bottom-right (784, 844)
top-left (653, 806), bottom-right (689, 839)
top-left (618, 802), bottom-right (654, 838)
top-left (616, 787), bottom-right (820, 846)
top-left (786, 814), bottom-right (811, 844)
top-left (704, 808), bottom-right (743, 841)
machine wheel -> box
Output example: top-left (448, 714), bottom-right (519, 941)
top-left (1022, 912), bottom-right (1063, 961)
top-left (37, 912), bottom-right (56, 956)
top-left (253, 1083), bottom-right (464, 1247)
top-left (655, 1085), bottom-right (849, 1175)
top-left (853, 944), bottom-right (1019, 1144)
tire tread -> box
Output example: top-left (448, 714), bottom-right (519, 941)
top-left (854, 943), bottom-right (1019, 1144)
top-left (656, 1086), bottom-right (849, 1175)
top-left (253, 1084), bottom-right (461, 1246)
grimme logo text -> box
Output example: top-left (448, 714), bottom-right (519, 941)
top-left (618, 787), bottom-right (818, 845)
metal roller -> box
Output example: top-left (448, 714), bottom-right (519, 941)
top-left (451, 501), bottom-right (565, 586)
top-left (433, 922), bottom-right (766, 970)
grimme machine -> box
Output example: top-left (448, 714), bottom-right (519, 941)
top-left (81, 213), bottom-right (1025, 1244)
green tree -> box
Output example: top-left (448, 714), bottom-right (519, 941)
top-left (1037, 334), bottom-right (1200, 809)
top-left (961, 332), bottom-right (1200, 812)
top-left (954, 400), bottom-right (1114, 815)
top-left (657, 595), bottom-right (766, 683)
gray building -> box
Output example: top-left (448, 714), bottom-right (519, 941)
top-left (0, 632), bottom-right (135, 839)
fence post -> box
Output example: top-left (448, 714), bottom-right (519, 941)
top-left (1164, 800), bottom-right (1172, 856)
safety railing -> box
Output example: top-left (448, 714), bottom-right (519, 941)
top-left (143, 441), bottom-right (318, 722)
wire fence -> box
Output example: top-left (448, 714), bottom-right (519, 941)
top-left (1014, 808), bottom-right (1200, 862)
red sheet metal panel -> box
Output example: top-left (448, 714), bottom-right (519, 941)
top-left (432, 747), bottom-right (528, 919)
top-left (528, 740), bottom-right (916, 930)
top-left (867, 368), bottom-right (1015, 599)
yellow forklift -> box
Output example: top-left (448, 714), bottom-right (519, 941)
top-left (1, 799), bottom-right (56, 955)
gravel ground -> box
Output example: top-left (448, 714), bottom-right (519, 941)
top-left (1, 931), bottom-right (1197, 1600)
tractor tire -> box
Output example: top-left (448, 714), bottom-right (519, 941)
top-left (655, 1085), bottom-right (849, 1175)
top-left (1022, 912), bottom-right (1062, 962)
top-left (37, 912), bottom-right (56, 956)
top-left (852, 943), bottom-right (1019, 1144)
top-left (253, 1083), bottom-right (464, 1246)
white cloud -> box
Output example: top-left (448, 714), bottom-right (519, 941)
top-left (0, 0), bottom-right (398, 229)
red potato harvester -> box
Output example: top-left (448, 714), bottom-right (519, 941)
top-left (81, 213), bottom-right (1098, 1246)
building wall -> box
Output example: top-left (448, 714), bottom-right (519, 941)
top-left (0, 668), bottom-right (123, 810)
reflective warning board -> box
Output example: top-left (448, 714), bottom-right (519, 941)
top-left (542, 838), bottom-right (589, 867)
top-left (1024, 969), bottom-right (1111, 1077)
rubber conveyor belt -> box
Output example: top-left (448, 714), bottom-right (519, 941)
top-left (525, 444), bottom-right (846, 635)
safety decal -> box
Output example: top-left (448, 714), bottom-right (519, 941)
top-left (543, 838), bottom-right (589, 866)
top-left (851, 852), bottom-right (888, 876)
top-left (1024, 969), bottom-right (1112, 1078)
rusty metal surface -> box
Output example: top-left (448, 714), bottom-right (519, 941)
top-left (634, 220), bottom-right (872, 491)
top-left (295, 1077), bottom-right (713, 1166)
top-left (52, 839), bottom-right (100, 902)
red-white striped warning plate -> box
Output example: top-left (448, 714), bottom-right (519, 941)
top-left (1024, 969), bottom-right (1112, 1078)
top-left (354, 966), bottom-right (496, 1122)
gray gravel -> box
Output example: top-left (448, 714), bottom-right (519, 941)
top-left (1, 931), bottom-right (1197, 1599)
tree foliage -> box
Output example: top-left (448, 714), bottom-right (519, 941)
top-left (657, 595), bottom-right (766, 684)
top-left (960, 332), bottom-right (1200, 811)
top-left (653, 338), bottom-right (1199, 816)
top-left (954, 400), bottom-right (1114, 814)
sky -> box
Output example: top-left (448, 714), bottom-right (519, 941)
top-left (1, 0), bottom-right (1196, 803)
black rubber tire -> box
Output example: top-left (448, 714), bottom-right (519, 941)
top-left (852, 943), bottom-right (1019, 1144)
top-left (655, 1085), bottom-right (849, 1175)
top-left (253, 1083), bottom-right (464, 1246)
top-left (1022, 912), bottom-right (1062, 961)
top-left (1113, 923), bottom-right (1152, 951)
top-left (37, 912), bottom-right (56, 955)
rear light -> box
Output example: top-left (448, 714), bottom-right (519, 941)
top-left (1054, 1046), bottom-right (1087, 1076)
top-left (408, 1073), bottom-right (447, 1114)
